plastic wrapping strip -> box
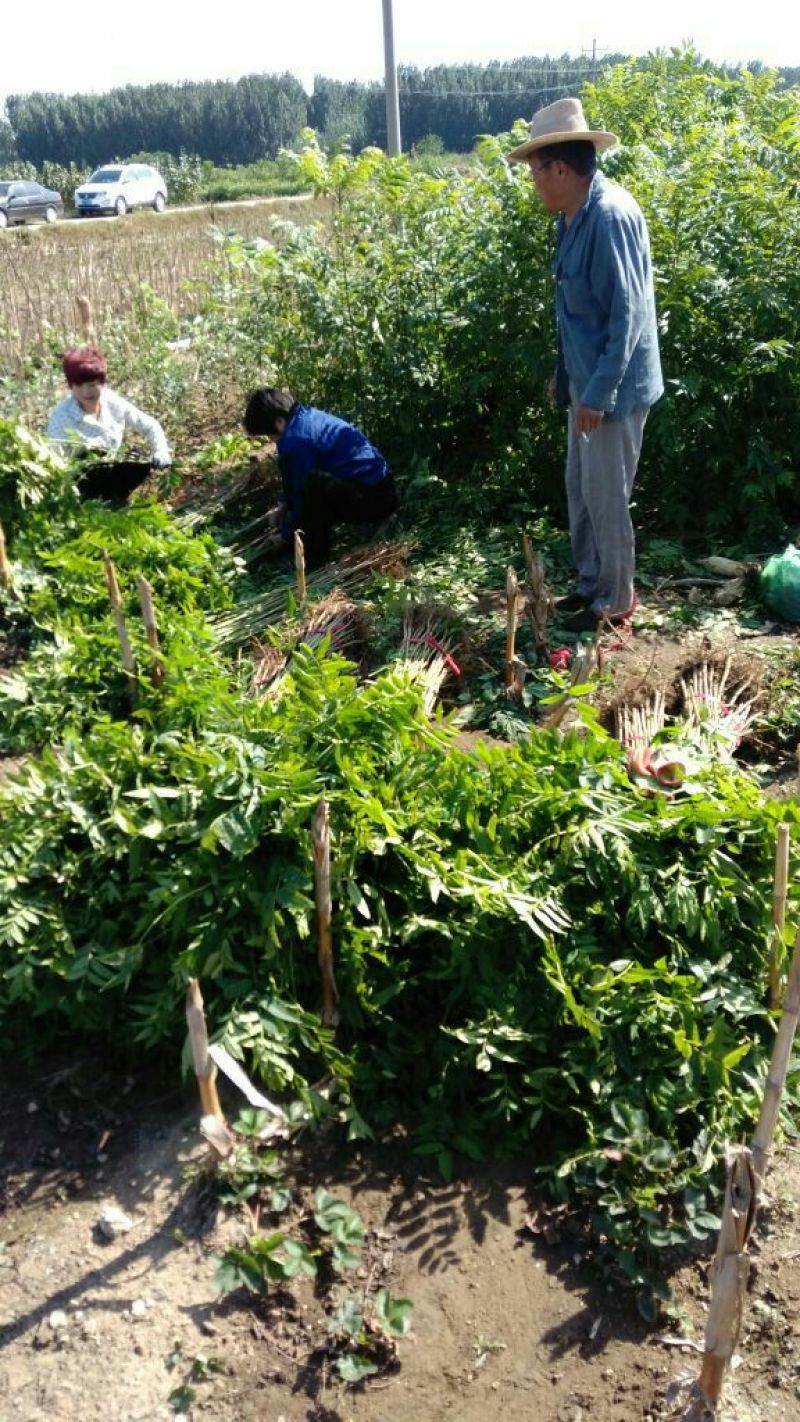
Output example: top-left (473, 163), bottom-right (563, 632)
top-left (405, 632), bottom-right (461, 678)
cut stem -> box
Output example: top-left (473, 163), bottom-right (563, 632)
top-left (313, 798), bottom-right (338, 1028)
top-left (504, 565), bottom-right (519, 692)
top-left (103, 551), bottom-right (137, 707)
top-left (185, 979), bottom-right (224, 1123)
top-left (698, 1147), bottom-right (756, 1407)
top-left (521, 533), bottom-right (550, 654)
top-left (294, 529), bottom-right (307, 606)
top-left (698, 924), bottom-right (800, 1408)
top-left (752, 925), bottom-right (800, 1189)
top-left (769, 824), bottom-right (790, 1009)
top-left (136, 575), bottom-right (165, 688)
top-left (75, 293), bottom-right (96, 345)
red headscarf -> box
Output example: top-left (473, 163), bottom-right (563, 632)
top-left (62, 347), bottom-right (107, 386)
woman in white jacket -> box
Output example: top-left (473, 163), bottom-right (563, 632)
top-left (48, 347), bottom-right (171, 500)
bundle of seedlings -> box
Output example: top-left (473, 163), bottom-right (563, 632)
top-left (210, 541), bottom-right (409, 651)
top-left (386, 604), bottom-right (461, 716)
top-left (250, 638), bottom-right (289, 697)
top-left (250, 593), bottom-right (366, 699)
top-left (613, 689), bottom-right (688, 789)
top-left (175, 470), bottom-right (262, 532)
top-left (615, 690), bottom-right (667, 767)
top-left (302, 593), bottom-right (366, 658)
top-left (680, 653), bottom-right (757, 759)
top-left (227, 503), bottom-right (289, 564)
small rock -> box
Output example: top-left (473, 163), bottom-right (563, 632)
top-left (48, 1310), bottom-right (69, 1330)
top-left (96, 1205), bottom-right (136, 1241)
top-left (27, 1101), bottom-right (39, 1114)
top-left (201, 1319), bottom-right (219, 1336)
top-left (131, 1298), bottom-right (147, 1318)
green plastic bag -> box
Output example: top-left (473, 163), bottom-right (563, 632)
top-left (760, 545), bottom-right (800, 622)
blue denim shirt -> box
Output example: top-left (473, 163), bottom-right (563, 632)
top-left (555, 172), bottom-right (663, 419)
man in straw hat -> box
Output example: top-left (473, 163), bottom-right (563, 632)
top-left (508, 97), bottom-right (663, 633)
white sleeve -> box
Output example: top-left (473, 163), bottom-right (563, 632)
top-left (47, 400), bottom-right (82, 446)
top-left (117, 396), bottom-right (172, 464)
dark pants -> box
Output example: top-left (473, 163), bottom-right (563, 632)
top-left (77, 460), bottom-right (153, 504)
top-left (299, 470), bottom-right (399, 565)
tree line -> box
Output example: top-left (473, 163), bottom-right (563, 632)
top-left (3, 56), bottom-right (799, 169)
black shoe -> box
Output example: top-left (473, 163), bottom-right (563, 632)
top-left (555, 591), bottom-right (591, 613)
top-left (562, 606), bottom-right (601, 634)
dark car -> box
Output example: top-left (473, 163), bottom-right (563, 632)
top-left (0, 180), bottom-right (64, 229)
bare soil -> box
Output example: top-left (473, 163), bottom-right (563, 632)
top-left (1, 1062), bottom-right (799, 1422)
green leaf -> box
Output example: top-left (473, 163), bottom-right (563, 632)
top-left (168, 1385), bottom-right (196, 1413)
top-left (328, 1294), bottom-right (364, 1336)
top-left (374, 1288), bottom-right (414, 1338)
top-left (233, 1107), bottom-right (273, 1136)
top-left (337, 1352), bottom-right (379, 1383)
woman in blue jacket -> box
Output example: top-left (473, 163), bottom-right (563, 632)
top-left (244, 388), bottom-right (398, 566)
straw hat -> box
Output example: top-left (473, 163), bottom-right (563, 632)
top-left (506, 97), bottom-right (618, 163)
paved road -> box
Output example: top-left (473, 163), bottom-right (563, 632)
top-left (2, 192), bottom-right (314, 233)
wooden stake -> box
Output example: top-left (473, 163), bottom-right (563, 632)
top-left (103, 551), bottom-right (137, 707)
top-left (752, 925), bottom-right (800, 1189)
top-left (697, 1147), bottom-right (756, 1407)
top-left (313, 798), bottom-right (338, 1028)
top-left (769, 824), bottom-right (790, 1009)
top-left (294, 529), bottom-right (307, 605)
top-left (504, 566), bottom-right (520, 692)
top-left (135, 575), bottom-right (165, 687)
top-left (0, 520), bottom-right (11, 592)
top-left (696, 926), bottom-right (800, 1410)
top-left (185, 979), bottom-right (225, 1123)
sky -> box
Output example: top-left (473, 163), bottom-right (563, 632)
top-left (3, 0), bottom-right (799, 103)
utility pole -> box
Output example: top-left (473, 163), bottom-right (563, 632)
top-left (382, 0), bottom-right (402, 156)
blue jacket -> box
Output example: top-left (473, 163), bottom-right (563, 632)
top-left (277, 405), bottom-right (388, 538)
top-left (554, 172), bottom-right (663, 419)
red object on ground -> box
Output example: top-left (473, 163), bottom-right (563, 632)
top-left (548, 647), bottom-right (572, 670)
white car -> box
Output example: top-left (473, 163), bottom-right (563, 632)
top-left (74, 163), bottom-right (168, 217)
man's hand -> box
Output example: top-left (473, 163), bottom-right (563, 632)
top-left (574, 405), bottom-right (604, 438)
top-left (266, 502), bottom-right (287, 530)
top-left (547, 375), bottom-right (557, 405)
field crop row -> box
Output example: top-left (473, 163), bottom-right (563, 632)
top-left (0, 196), bottom-right (326, 384)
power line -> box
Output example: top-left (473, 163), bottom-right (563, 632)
top-left (399, 65), bottom-right (601, 78)
top-left (398, 83), bottom-right (591, 97)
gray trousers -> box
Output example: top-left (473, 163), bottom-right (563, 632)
top-left (565, 392), bottom-right (648, 617)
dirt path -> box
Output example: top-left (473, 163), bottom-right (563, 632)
top-left (2, 1063), bottom-right (799, 1422)
top-left (2, 193), bottom-right (314, 235)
